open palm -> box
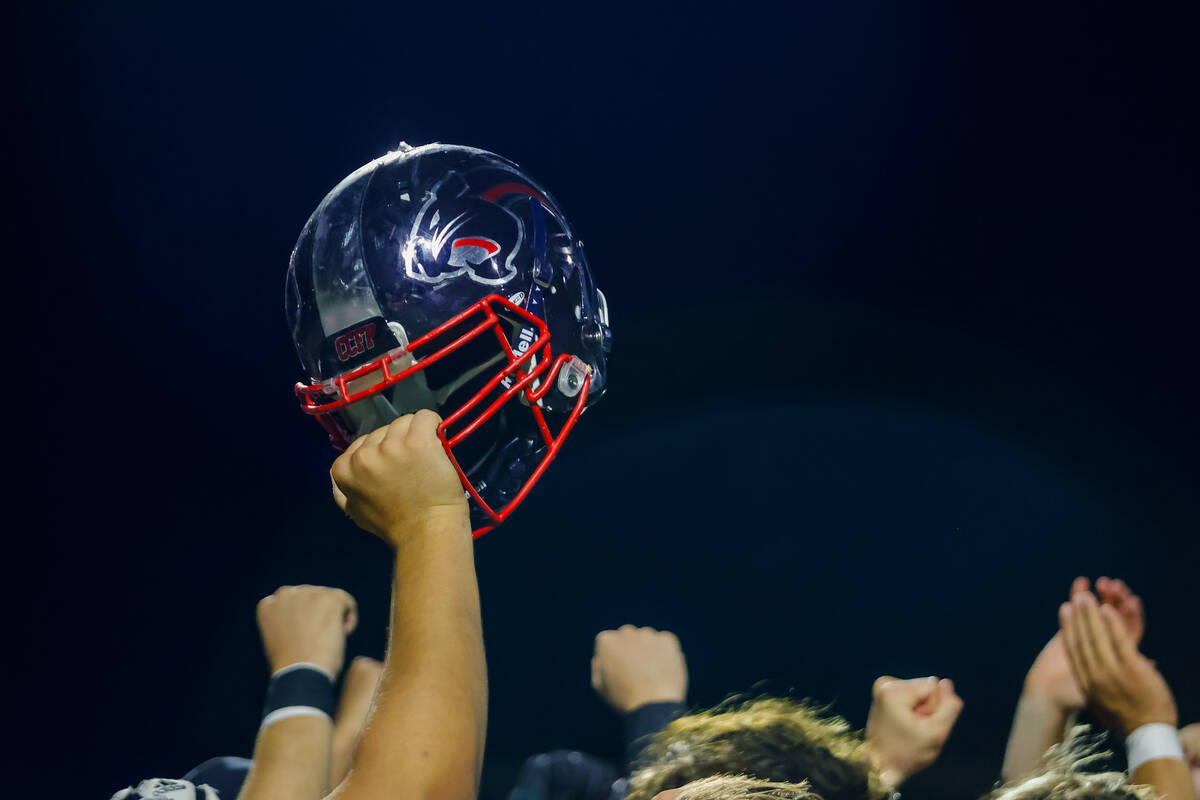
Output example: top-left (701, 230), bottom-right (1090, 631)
top-left (1025, 577), bottom-right (1144, 710)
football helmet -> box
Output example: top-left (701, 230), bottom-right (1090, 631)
top-left (285, 143), bottom-right (610, 536)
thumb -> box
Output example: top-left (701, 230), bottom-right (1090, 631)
top-left (591, 656), bottom-right (603, 693)
top-left (874, 676), bottom-right (938, 710)
top-left (331, 471), bottom-right (349, 511)
top-left (929, 679), bottom-right (964, 727)
top-left (911, 677), bottom-right (941, 715)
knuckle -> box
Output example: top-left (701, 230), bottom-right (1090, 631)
top-left (380, 430), bottom-right (405, 451)
top-left (414, 408), bottom-right (442, 425)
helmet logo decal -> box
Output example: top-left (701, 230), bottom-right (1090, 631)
top-left (402, 173), bottom-right (523, 286)
top-left (428, 210), bottom-right (471, 257)
top-left (448, 237), bottom-right (501, 267)
top-left (334, 322), bottom-right (377, 361)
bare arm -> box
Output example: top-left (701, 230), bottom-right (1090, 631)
top-left (1002, 577), bottom-right (1144, 782)
top-left (1061, 591), bottom-right (1192, 800)
top-left (1001, 693), bottom-right (1076, 784)
top-left (238, 585), bottom-right (359, 800)
top-left (239, 716), bottom-right (334, 800)
top-left (337, 516), bottom-right (486, 800)
top-left (330, 657), bottom-right (384, 786)
top-left (328, 410), bottom-right (487, 800)
top-left (1131, 759), bottom-right (1194, 800)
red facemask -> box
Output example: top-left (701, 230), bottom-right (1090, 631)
top-left (295, 294), bottom-right (591, 537)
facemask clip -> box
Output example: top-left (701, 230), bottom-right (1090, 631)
top-left (556, 356), bottom-right (591, 398)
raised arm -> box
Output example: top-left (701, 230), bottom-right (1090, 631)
top-left (591, 625), bottom-right (689, 769)
top-left (239, 585), bottom-right (359, 800)
top-left (1060, 590), bottom-right (1193, 800)
top-left (1002, 576), bottom-right (1145, 782)
top-left (328, 410), bottom-right (487, 800)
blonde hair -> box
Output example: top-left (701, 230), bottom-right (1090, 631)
top-left (627, 697), bottom-right (889, 800)
top-left (676, 774), bottom-right (820, 800)
top-left (984, 727), bottom-right (1160, 800)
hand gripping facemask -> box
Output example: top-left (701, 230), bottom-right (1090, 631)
top-left (285, 143), bottom-right (611, 536)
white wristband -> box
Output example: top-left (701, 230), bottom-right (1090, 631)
top-left (1125, 723), bottom-right (1184, 773)
top-left (271, 661), bottom-right (334, 681)
top-left (261, 705), bottom-right (333, 730)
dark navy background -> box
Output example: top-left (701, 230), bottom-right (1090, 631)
top-left (14, 3), bottom-right (1198, 799)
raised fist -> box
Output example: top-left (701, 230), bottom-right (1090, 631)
top-left (256, 585), bottom-right (358, 677)
top-left (866, 675), bottom-right (964, 788)
top-left (592, 625), bottom-right (688, 714)
top-left (330, 410), bottom-right (470, 547)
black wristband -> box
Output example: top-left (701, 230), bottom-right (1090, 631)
top-left (624, 701), bottom-right (686, 769)
top-left (261, 664), bottom-right (335, 728)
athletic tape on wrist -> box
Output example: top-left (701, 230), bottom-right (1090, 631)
top-left (261, 664), bottom-right (335, 729)
top-left (1125, 723), bottom-right (1184, 773)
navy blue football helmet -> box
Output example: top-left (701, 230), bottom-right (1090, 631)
top-left (286, 143), bottom-right (610, 535)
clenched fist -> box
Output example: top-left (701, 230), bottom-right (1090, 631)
top-left (256, 585), bottom-right (358, 677)
top-left (866, 675), bottom-right (964, 788)
top-left (330, 410), bottom-right (470, 547)
top-left (592, 625), bottom-right (688, 714)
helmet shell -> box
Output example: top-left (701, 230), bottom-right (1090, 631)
top-left (285, 144), bottom-right (610, 529)
top-left (286, 143), bottom-right (608, 397)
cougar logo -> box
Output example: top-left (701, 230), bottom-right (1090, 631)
top-left (402, 173), bottom-right (524, 286)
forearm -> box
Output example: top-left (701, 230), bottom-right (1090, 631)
top-left (336, 514), bottom-right (486, 800)
top-left (238, 716), bottom-right (333, 800)
top-left (1131, 759), bottom-right (1194, 800)
top-left (331, 728), bottom-right (360, 790)
top-left (1001, 691), bottom-right (1076, 783)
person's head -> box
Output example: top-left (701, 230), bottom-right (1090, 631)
top-left (626, 697), bottom-right (890, 800)
top-left (651, 775), bottom-right (819, 800)
top-left (979, 727), bottom-right (1158, 800)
